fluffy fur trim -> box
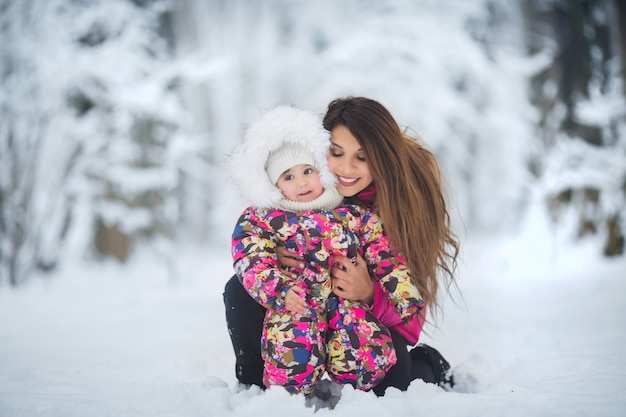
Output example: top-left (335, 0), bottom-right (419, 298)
top-left (229, 106), bottom-right (336, 208)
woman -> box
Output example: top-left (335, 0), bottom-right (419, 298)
top-left (223, 96), bottom-right (459, 396)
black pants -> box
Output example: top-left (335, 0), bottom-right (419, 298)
top-left (223, 275), bottom-right (451, 395)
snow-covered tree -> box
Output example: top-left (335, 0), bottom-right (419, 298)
top-left (0, 0), bottom-right (187, 285)
top-left (523, 0), bottom-right (626, 256)
top-left (4, 0), bottom-right (624, 286)
top-left (1, 0), bottom-right (80, 285)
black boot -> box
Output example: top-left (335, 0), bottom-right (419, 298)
top-left (409, 344), bottom-right (454, 389)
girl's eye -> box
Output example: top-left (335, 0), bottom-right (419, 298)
top-left (283, 174), bottom-right (294, 181)
top-left (304, 168), bottom-right (314, 175)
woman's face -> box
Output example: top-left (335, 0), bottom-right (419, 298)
top-left (327, 125), bottom-right (373, 197)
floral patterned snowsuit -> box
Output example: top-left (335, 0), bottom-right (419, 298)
top-left (232, 204), bottom-right (423, 394)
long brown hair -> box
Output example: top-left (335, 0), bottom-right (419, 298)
top-left (323, 97), bottom-right (459, 319)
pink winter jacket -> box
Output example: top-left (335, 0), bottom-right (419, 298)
top-left (232, 204), bottom-right (423, 322)
top-left (232, 203), bottom-right (423, 393)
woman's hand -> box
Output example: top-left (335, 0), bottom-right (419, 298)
top-left (276, 245), bottom-right (305, 279)
top-left (285, 286), bottom-right (307, 313)
top-left (331, 254), bottom-right (375, 305)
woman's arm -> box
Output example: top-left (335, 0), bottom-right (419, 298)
top-left (329, 254), bottom-right (374, 304)
top-left (358, 208), bottom-right (424, 321)
top-left (275, 245), bottom-right (304, 280)
top-left (331, 254), bottom-right (422, 344)
top-left (369, 283), bottom-right (423, 345)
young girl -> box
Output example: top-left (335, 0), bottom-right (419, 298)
top-left (224, 97), bottom-right (458, 397)
top-left (229, 106), bottom-right (423, 395)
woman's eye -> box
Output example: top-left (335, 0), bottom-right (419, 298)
top-left (357, 155), bottom-right (366, 162)
top-left (329, 150), bottom-right (343, 157)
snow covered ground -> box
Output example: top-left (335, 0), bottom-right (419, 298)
top-left (1, 231), bottom-right (625, 417)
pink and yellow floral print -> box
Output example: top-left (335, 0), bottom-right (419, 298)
top-left (232, 204), bottom-right (423, 393)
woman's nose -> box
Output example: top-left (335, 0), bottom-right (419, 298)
top-left (336, 160), bottom-right (355, 175)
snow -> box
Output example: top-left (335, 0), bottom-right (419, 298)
top-left (1, 229), bottom-right (625, 417)
top-left (2, 0), bottom-right (625, 415)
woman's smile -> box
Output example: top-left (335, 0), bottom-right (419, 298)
top-left (327, 125), bottom-right (373, 197)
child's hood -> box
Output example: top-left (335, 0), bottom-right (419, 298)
top-left (228, 106), bottom-right (336, 208)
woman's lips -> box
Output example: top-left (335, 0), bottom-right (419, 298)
top-left (337, 176), bottom-right (359, 186)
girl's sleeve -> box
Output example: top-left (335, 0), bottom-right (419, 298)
top-left (358, 208), bottom-right (424, 342)
top-left (231, 207), bottom-right (292, 310)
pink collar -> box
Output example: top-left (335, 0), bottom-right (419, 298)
top-left (355, 183), bottom-right (377, 206)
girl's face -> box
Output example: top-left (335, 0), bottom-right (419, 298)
top-left (327, 125), bottom-right (373, 197)
top-left (275, 164), bottom-right (324, 202)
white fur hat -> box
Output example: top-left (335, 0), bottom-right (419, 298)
top-left (229, 106), bottom-right (337, 208)
top-left (266, 143), bottom-right (316, 185)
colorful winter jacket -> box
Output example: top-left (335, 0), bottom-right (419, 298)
top-left (232, 204), bottom-right (424, 393)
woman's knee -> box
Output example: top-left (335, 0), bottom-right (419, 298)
top-left (224, 275), bottom-right (266, 321)
top-left (223, 275), bottom-right (246, 305)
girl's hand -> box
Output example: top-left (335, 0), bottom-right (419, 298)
top-left (331, 254), bottom-right (375, 305)
top-left (276, 245), bottom-right (306, 279)
top-left (285, 286), bottom-right (307, 313)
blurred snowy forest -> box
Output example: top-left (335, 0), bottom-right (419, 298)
top-left (1, 0), bottom-right (625, 287)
